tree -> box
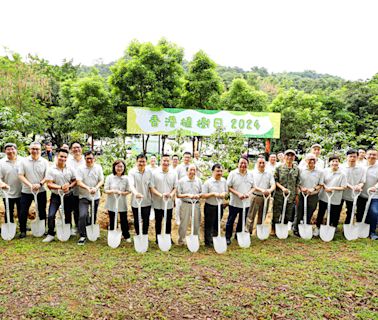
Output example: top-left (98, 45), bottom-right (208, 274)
top-left (109, 38), bottom-right (184, 109)
top-left (181, 50), bottom-right (224, 109)
top-left (71, 74), bottom-right (114, 148)
top-left (221, 78), bottom-right (268, 112)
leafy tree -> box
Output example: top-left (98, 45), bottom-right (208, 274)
top-left (221, 78), bottom-right (268, 112)
top-left (181, 50), bottom-right (224, 109)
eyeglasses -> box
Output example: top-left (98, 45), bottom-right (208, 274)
top-left (30, 148), bottom-right (41, 151)
top-left (85, 157), bottom-right (94, 160)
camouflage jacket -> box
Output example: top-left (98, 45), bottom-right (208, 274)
top-left (274, 164), bottom-right (300, 203)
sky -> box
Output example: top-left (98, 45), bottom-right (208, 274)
top-left (1, 0), bottom-right (377, 80)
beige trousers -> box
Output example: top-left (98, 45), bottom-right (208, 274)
top-left (178, 201), bottom-right (201, 244)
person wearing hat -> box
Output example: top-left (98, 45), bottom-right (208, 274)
top-left (272, 149), bottom-right (300, 235)
top-left (341, 149), bottom-right (366, 225)
top-left (298, 144), bottom-right (325, 170)
top-left (293, 153), bottom-right (323, 236)
top-left (0, 143), bottom-right (23, 228)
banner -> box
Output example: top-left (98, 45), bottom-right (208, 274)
top-left (127, 107), bottom-right (281, 138)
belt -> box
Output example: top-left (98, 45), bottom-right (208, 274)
top-left (252, 193), bottom-right (263, 197)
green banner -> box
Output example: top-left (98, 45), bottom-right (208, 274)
top-left (127, 107), bottom-right (281, 138)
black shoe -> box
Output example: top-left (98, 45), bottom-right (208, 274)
top-left (19, 232), bottom-right (26, 239)
top-left (226, 239), bottom-right (231, 245)
top-left (77, 237), bottom-right (86, 245)
top-left (293, 230), bottom-right (300, 237)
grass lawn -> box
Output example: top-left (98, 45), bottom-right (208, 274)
top-left (0, 229), bottom-right (377, 319)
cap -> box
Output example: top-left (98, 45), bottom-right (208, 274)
top-left (284, 149), bottom-right (296, 156)
top-left (311, 143), bottom-right (322, 149)
top-left (3, 143), bottom-right (17, 150)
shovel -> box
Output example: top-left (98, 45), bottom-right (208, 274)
top-left (298, 192), bottom-right (313, 240)
top-left (213, 197), bottom-right (227, 254)
top-left (86, 194), bottom-right (100, 241)
top-left (356, 190), bottom-right (374, 238)
top-left (158, 196), bottom-right (172, 252)
top-left (1, 188), bottom-right (16, 241)
top-left (320, 190), bottom-right (335, 242)
top-left (186, 198), bottom-right (200, 253)
top-left (31, 189), bottom-right (45, 237)
top-left (56, 190), bottom-right (71, 242)
top-left (133, 197), bottom-right (149, 253)
top-left (256, 193), bottom-right (271, 240)
top-left (275, 191), bottom-right (291, 239)
top-left (237, 198), bottom-right (251, 248)
top-left (108, 193), bottom-right (122, 248)
top-left (343, 190), bottom-right (360, 241)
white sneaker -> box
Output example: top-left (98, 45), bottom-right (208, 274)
top-left (71, 227), bottom-right (77, 236)
top-left (125, 238), bottom-right (132, 243)
top-left (313, 227), bottom-right (320, 237)
top-left (77, 237), bottom-right (86, 245)
top-left (42, 235), bottom-right (54, 243)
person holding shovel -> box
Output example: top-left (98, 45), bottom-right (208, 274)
top-left (226, 157), bottom-right (254, 245)
top-left (202, 163), bottom-right (228, 247)
top-left (314, 155), bottom-right (347, 236)
top-left (293, 153), bottom-right (323, 236)
top-left (176, 164), bottom-right (202, 245)
top-left (357, 148), bottom-right (378, 239)
top-left (128, 154), bottom-right (154, 238)
top-left (0, 143), bottom-right (23, 229)
top-left (18, 142), bottom-right (49, 238)
top-left (43, 148), bottom-right (77, 242)
top-left (150, 154), bottom-right (177, 244)
top-left (247, 156), bottom-right (275, 234)
top-left (76, 151), bottom-right (104, 245)
top-left (272, 149), bottom-right (300, 236)
top-left (104, 160), bottom-right (131, 242)
top-left (341, 149), bottom-right (366, 224)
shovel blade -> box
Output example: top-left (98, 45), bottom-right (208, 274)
top-left (108, 230), bottom-right (122, 248)
top-left (356, 222), bottom-right (370, 238)
top-left (298, 224), bottom-right (313, 240)
top-left (320, 225), bottom-right (335, 242)
top-left (186, 235), bottom-right (200, 252)
top-left (213, 236), bottom-right (227, 254)
top-left (1, 222), bottom-right (16, 241)
top-left (31, 219), bottom-right (45, 237)
top-left (56, 224), bottom-right (71, 242)
top-left (133, 234), bottom-right (149, 253)
top-left (158, 234), bottom-right (172, 252)
top-left (256, 224), bottom-right (270, 240)
top-left (236, 231), bottom-right (251, 248)
top-left (86, 224), bottom-right (100, 242)
top-left (343, 224), bottom-right (359, 241)
top-left (275, 224), bottom-right (289, 239)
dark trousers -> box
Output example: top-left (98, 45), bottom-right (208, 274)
top-left (316, 200), bottom-right (342, 228)
top-left (3, 197), bottom-right (21, 223)
top-left (226, 205), bottom-right (249, 240)
top-left (293, 194), bottom-right (318, 230)
top-left (131, 206), bottom-right (151, 235)
top-left (78, 198), bottom-right (99, 237)
top-left (108, 211), bottom-right (130, 239)
top-left (47, 193), bottom-right (74, 236)
top-left (19, 192), bottom-right (47, 233)
top-left (356, 197), bottom-right (367, 222)
top-left (154, 208), bottom-right (173, 240)
top-left (72, 195), bottom-right (80, 227)
top-left (204, 203), bottom-right (224, 245)
top-left (368, 199), bottom-right (378, 235)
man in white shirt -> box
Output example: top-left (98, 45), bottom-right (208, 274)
top-left (357, 148), bottom-right (367, 167)
top-left (43, 149), bottom-right (77, 242)
top-left (226, 157), bottom-right (254, 244)
top-left (150, 154), bottom-right (177, 243)
top-left (341, 149), bottom-right (365, 224)
top-left (67, 142), bottom-right (85, 235)
top-left (18, 142), bottom-right (49, 238)
top-left (128, 154), bottom-right (154, 238)
top-left (357, 148), bottom-right (378, 239)
top-left (298, 144), bottom-right (325, 170)
top-left (76, 151), bottom-right (104, 245)
top-left (247, 157), bottom-right (275, 234)
top-left (0, 143), bottom-right (23, 226)
top-left (202, 163), bottom-right (228, 246)
top-left (265, 153), bottom-right (279, 173)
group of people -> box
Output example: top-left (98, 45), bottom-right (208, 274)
top-left (0, 141), bottom-right (377, 248)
